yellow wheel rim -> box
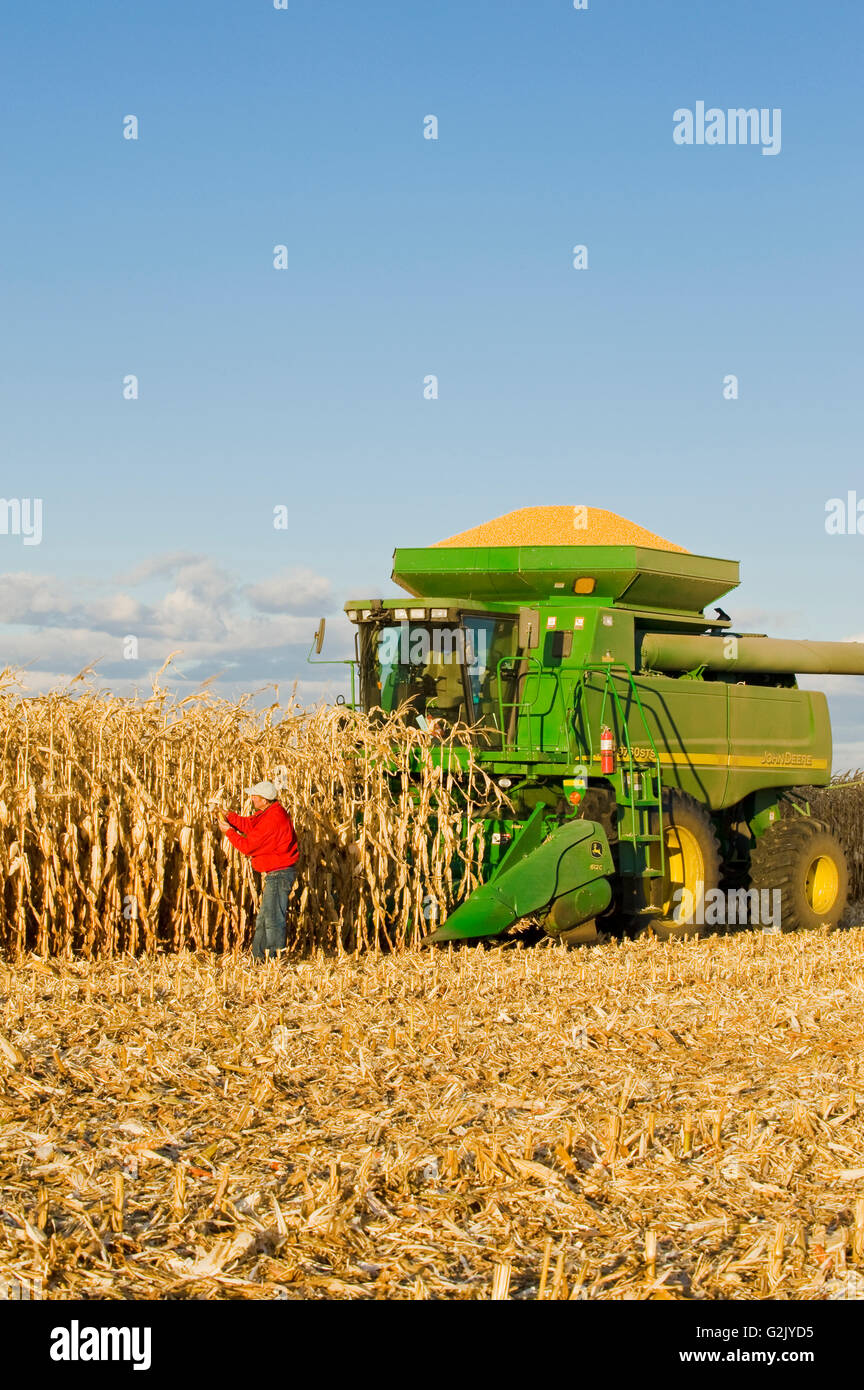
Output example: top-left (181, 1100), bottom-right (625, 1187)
top-left (661, 825), bottom-right (705, 920)
top-left (805, 854), bottom-right (839, 915)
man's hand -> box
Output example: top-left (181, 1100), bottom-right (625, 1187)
top-left (216, 814), bottom-right (231, 833)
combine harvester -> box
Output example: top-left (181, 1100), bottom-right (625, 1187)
top-left (326, 507), bottom-right (862, 943)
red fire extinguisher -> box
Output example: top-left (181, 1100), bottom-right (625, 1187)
top-left (600, 725), bottom-right (615, 775)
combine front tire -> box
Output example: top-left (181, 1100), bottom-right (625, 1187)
top-left (647, 793), bottom-right (722, 939)
top-left (748, 819), bottom-right (848, 932)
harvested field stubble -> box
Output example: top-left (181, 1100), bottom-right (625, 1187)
top-left (3, 931), bottom-right (864, 1300)
top-left (0, 678), bottom-right (502, 959)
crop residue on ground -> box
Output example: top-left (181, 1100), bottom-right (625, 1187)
top-left (2, 930), bottom-right (864, 1300)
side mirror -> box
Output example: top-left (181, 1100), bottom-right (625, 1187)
top-left (313, 619), bottom-right (326, 655)
top-left (518, 607), bottom-right (540, 650)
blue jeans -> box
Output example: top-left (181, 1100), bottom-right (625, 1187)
top-left (251, 867), bottom-right (296, 960)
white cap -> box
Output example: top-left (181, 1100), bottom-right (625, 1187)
top-left (245, 780), bottom-right (278, 801)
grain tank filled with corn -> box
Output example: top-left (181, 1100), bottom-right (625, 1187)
top-left (317, 506), bottom-right (862, 942)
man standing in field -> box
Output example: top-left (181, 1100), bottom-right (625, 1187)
top-left (217, 781), bottom-right (299, 961)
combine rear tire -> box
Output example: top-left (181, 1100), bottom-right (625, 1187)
top-left (646, 793), bottom-right (722, 940)
top-left (748, 819), bottom-right (848, 932)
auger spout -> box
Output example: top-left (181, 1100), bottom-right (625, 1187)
top-left (641, 633), bottom-right (864, 676)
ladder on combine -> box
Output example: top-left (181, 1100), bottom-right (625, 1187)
top-left (576, 664), bottom-right (666, 890)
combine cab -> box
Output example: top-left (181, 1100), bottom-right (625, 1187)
top-left (328, 510), bottom-right (858, 943)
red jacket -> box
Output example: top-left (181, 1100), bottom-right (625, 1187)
top-left (224, 802), bottom-right (299, 872)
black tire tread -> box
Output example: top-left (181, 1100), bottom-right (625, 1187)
top-left (749, 819), bottom-right (848, 932)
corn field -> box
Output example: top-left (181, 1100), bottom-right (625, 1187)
top-left (0, 674), bottom-right (504, 961)
top-left (0, 671), bottom-right (861, 962)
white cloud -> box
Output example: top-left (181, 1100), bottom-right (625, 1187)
top-left (0, 572), bottom-right (77, 622)
top-left (0, 554), bottom-right (344, 693)
top-left (799, 674), bottom-right (864, 696)
top-left (729, 606), bottom-right (804, 633)
top-left (168, 559), bottom-right (237, 606)
top-left (114, 552), bottom-right (201, 586)
top-left (244, 568), bottom-right (332, 614)
top-left (5, 665), bottom-right (349, 706)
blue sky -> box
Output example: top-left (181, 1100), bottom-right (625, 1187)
top-left (1, 1), bottom-right (863, 758)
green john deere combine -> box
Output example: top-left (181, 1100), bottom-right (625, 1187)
top-left (329, 512), bottom-right (862, 943)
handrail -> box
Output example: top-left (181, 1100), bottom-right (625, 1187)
top-left (496, 654), bottom-right (542, 753)
top-left (575, 662), bottom-right (665, 877)
top-left (307, 634), bottom-right (358, 708)
top-left (495, 656), bottom-right (569, 755)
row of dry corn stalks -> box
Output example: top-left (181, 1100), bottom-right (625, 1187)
top-left (796, 770), bottom-right (864, 900)
top-left (0, 675), bottom-right (506, 959)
